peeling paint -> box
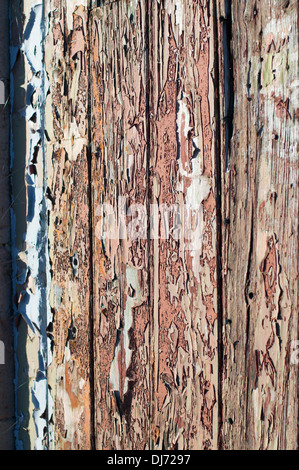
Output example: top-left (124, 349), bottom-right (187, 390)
top-left (8, 0), bottom-right (298, 451)
top-left (11, 0), bottom-right (52, 449)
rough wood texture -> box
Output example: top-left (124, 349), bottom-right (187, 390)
top-left (148, 0), bottom-right (218, 450)
top-left (7, 0), bottom-right (298, 450)
top-left (11, 0), bottom-right (93, 449)
top-left (90, 0), bottom-right (219, 450)
top-left (90, 1), bottom-right (150, 450)
top-left (218, 0), bottom-right (298, 450)
top-left (45, 0), bottom-right (92, 449)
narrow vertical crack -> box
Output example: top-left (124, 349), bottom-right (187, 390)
top-left (213, 0), bottom-right (224, 450)
top-left (144, 0), bottom-right (152, 450)
top-left (244, 207), bottom-right (254, 442)
top-left (213, 0), bottom-right (235, 450)
top-left (223, 0), bottom-right (234, 171)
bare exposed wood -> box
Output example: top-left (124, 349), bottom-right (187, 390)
top-left (219, 0), bottom-right (299, 450)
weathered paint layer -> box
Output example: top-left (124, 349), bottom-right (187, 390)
top-left (91, 1), bottom-right (150, 450)
top-left (11, 0), bottom-right (52, 449)
top-left (45, 0), bottom-right (92, 450)
top-left (8, 0), bottom-right (298, 451)
top-left (149, 0), bottom-right (218, 450)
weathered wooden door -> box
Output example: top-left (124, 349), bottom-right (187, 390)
top-left (3, 0), bottom-right (298, 450)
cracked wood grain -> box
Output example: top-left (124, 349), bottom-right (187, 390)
top-left (90, 1), bottom-right (150, 450)
top-left (218, 0), bottom-right (298, 450)
top-left (45, 0), bottom-right (93, 449)
top-left (7, 0), bottom-right (298, 451)
top-left (90, 0), bottom-right (219, 450)
top-left (148, 0), bottom-right (218, 450)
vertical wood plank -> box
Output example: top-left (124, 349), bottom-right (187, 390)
top-left (148, 0), bottom-right (219, 450)
top-left (44, 0), bottom-right (93, 449)
top-left (220, 0), bottom-right (298, 449)
top-left (11, 0), bottom-right (51, 449)
top-left (90, 1), bottom-right (150, 450)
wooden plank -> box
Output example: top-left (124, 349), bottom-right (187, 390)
top-left (90, 1), bottom-right (150, 450)
top-left (45, 0), bottom-right (93, 450)
top-left (219, 0), bottom-right (299, 450)
top-left (10, 0), bottom-right (50, 449)
top-left (148, 0), bottom-right (219, 450)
